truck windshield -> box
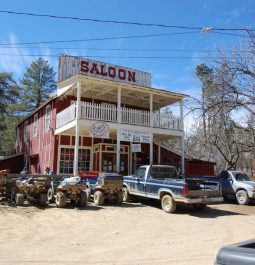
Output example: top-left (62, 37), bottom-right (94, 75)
top-left (150, 167), bottom-right (177, 179)
top-left (233, 172), bottom-right (251, 181)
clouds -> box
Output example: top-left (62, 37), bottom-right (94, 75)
top-left (0, 33), bottom-right (58, 79)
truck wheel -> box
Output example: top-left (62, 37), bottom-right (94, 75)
top-left (116, 190), bottom-right (123, 204)
top-left (16, 193), bottom-right (24, 206)
top-left (79, 190), bottom-right (87, 207)
top-left (236, 190), bottom-right (250, 205)
top-left (94, 191), bottom-right (104, 206)
top-left (47, 188), bottom-right (55, 203)
top-left (55, 192), bottom-right (66, 208)
top-left (122, 187), bottom-right (130, 202)
top-left (39, 193), bottom-right (48, 207)
top-left (193, 203), bottom-right (207, 211)
top-left (161, 194), bottom-right (176, 213)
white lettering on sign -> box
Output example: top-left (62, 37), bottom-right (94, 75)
top-left (90, 122), bottom-right (109, 139)
top-left (132, 143), bottom-right (141, 153)
top-left (58, 55), bottom-right (151, 87)
top-left (120, 129), bottom-right (151, 143)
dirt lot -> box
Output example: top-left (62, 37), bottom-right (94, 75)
top-left (0, 199), bottom-right (255, 265)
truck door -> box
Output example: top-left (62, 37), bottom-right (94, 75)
top-left (220, 170), bottom-right (235, 195)
top-left (133, 167), bottom-right (146, 194)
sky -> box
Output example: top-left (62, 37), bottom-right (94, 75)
top-left (0, 0), bottom-right (254, 101)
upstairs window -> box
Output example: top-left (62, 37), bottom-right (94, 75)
top-left (33, 113), bottom-right (38, 137)
top-left (45, 105), bottom-right (51, 131)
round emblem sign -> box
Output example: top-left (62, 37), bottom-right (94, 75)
top-left (90, 122), bottom-right (109, 138)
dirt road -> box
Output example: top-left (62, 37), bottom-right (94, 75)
top-left (0, 200), bottom-right (255, 265)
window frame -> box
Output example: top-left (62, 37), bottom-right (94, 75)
top-left (45, 105), bottom-right (51, 131)
top-left (33, 113), bottom-right (39, 137)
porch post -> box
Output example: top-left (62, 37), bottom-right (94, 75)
top-left (116, 87), bottom-right (122, 173)
top-left (158, 142), bottom-right (161, 164)
top-left (150, 93), bottom-right (153, 164)
top-left (73, 80), bottom-right (81, 176)
top-left (180, 99), bottom-right (185, 175)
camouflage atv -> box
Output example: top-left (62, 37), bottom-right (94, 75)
top-left (47, 176), bottom-right (88, 208)
top-left (90, 173), bottom-right (123, 206)
top-left (14, 175), bottom-right (51, 206)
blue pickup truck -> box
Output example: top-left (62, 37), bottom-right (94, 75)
top-left (197, 170), bottom-right (255, 205)
top-left (123, 165), bottom-right (223, 213)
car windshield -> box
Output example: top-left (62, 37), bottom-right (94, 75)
top-left (233, 172), bottom-right (251, 181)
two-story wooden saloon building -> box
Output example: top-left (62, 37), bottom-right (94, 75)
top-left (15, 55), bottom-right (187, 176)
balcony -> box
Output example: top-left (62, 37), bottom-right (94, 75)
top-left (56, 102), bottom-right (182, 130)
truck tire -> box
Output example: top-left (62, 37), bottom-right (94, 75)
top-left (39, 193), bottom-right (48, 207)
top-left (47, 188), bottom-right (55, 203)
top-left (116, 190), bottom-right (123, 204)
top-left (236, 190), bottom-right (250, 205)
top-left (16, 193), bottom-right (24, 206)
top-left (79, 190), bottom-right (87, 207)
top-left (55, 191), bottom-right (66, 208)
top-left (94, 190), bottom-right (104, 206)
top-left (161, 194), bottom-right (176, 213)
top-left (122, 187), bottom-right (130, 202)
top-left (193, 203), bottom-right (207, 211)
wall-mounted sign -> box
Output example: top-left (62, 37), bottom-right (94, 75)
top-left (132, 143), bottom-right (141, 153)
top-left (58, 55), bottom-right (151, 87)
top-left (120, 129), bottom-right (151, 143)
top-left (90, 122), bottom-right (109, 139)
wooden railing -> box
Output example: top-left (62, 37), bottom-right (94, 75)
top-left (56, 102), bottom-right (182, 130)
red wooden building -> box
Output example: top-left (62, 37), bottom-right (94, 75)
top-left (12, 55), bottom-right (215, 176)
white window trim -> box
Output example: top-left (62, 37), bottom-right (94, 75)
top-left (45, 105), bottom-right (51, 131)
top-left (57, 145), bottom-right (92, 174)
top-left (33, 113), bottom-right (38, 138)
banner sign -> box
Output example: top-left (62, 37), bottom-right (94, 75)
top-left (58, 55), bottom-right (151, 87)
top-left (90, 122), bottom-right (109, 139)
top-left (132, 143), bottom-right (141, 153)
top-left (120, 129), bottom-right (151, 143)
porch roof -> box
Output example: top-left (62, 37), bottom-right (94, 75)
top-left (57, 74), bottom-right (187, 110)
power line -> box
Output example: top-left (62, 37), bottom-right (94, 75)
top-left (0, 53), bottom-right (246, 60)
top-left (0, 45), bottom-right (251, 53)
top-left (0, 30), bottom-right (249, 47)
top-left (0, 10), bottom-right (254, 32)
top-left (0, 31), bottom-right (201, 46)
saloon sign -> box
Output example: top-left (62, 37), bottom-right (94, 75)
top-left (58, 55), bottom-right (151, 87)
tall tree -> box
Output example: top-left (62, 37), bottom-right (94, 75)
top-left (20, 57), bottom-right (56, 113)
top-left (0, 72), bottom-right (21, 154)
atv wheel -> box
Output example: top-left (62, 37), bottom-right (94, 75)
top-left (39, 193), bottom-right (48, 207)
top-left (16, 193), bottom-right (24, 206)
top-left (55, 192), bottom-right (66, 208)
top-left (236, 190), bottom-right (250, 205)
top-left (94, 190), bottom-right (104, 206)
top-left (47, 188), bottom-right (55, 203)
top-left (116, 190), bottom-right (123, 204)
top-left (161, 194), bottom-right (176, 213)
top-left (79, 190), bottom-right (87, 207)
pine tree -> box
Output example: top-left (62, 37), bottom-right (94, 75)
top-left (20, 57), bottom-right (56, 113)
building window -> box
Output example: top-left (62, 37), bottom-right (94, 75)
top-left (33, 113), bottom-right (38, 137)
top-left (24, 120), bottom-right (29, 141)
top-left (59, 148), bottom-right (90, 174)
top-left (45, 105), bottom-right (51, 131)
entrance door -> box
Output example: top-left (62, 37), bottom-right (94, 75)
top-left (102, 153), bottom-right (116, 172)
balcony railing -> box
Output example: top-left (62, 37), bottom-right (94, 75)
top-left (56, 102), bottom-right (182, 130)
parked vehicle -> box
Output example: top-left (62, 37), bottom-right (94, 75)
top-left (88, 173), bottom-right (123, 206)
top-left (215, 238), bottom-right (255, 265)
top-left (13, 175), bottom-right (51, 206)
top-left (47, 176), bottom-right (88, 208)
top-left (123, 165), bottom-right (223, 213)
top-left (196, 170), bottom-right (255, 205)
